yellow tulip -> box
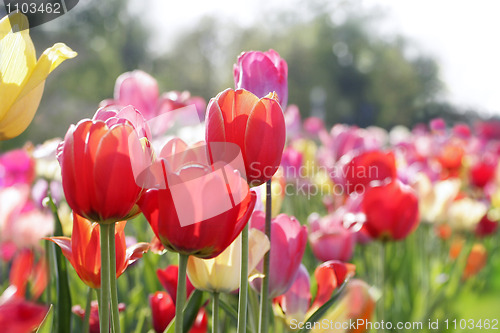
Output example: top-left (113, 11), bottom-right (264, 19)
top-left (260, 166), bottom-right (286, 217)
top-left (292, 139), bottom-right (318, 177)
top-left (187, 228), bottom-right (270, 293)
top-left (0, 13), bottom-right (77, 140)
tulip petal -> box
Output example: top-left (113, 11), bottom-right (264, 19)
top-left (0, 13), bottom-right (75, 139)
top-left (18, 42), bottom-right (77, 102)
top-left (0, 13), bottom-right (36, 117)
top-left (0, 82), bottom-right (44, 140)
top-left (244, 97), bottom-right (285, 184)
top-left (125, 242), bottom-right (150, 265)
top-left (45, 237), bottom-right (73, 264)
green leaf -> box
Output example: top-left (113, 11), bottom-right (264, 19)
top-left (36, 304), bottom-right (54, 333)
top-left (297, 279), bottom-right (349, 333)
top-left (46, 193), bottom-right (72, 333)
top-left (219, 298), bottom-right (252, 333)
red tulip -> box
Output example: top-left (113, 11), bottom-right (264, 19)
top-left (469, 157), bottom-right (496, 188)
top-left (250, 212), bottom-right (308, 297)
top-left (206, 88), bottom-right (286, 186)
top-left (309, 260), bottom-right (356, 313)
top-left (475, 214), bottom-right (498, 237)
top-left (46, 213), bottom-right (149, 288)
top-left (138, 139), bottom-right (256, 259)
top-left (59, 109), bottom-right (150, 223)
top-left (157, 265), bottom-right (195, 303)
top-left (234, 49), bottom-right (288, 108)
top-left (275, 261), bottom-right (355, 324)
top-left (9, 249), bottom-right (47, 300)
top-left (150, 292), bottom-right (208, 333)
top-left (361, 180), bottom-right (420, 241)
top-left (150, 291), bottom-right (175, 333)
top-left (337, 150), bottom-right (397, 195)
top-left (0, 294), bottom-right (48, 333)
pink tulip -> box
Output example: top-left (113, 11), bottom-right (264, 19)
top-left (319, 124), bottom-right (385, 163)
top-left (250, 212), bottom-right (307, 297)
top-left (308, 211), bottom-right (356, 262)
top-left (111, 70), bottom-right (159, 120)
top-left (234, 49), bottom-right (288, 108)
top-left (274, 264), bottom-right (311, 322)
top-left (0, 149), bottom-right (35, 188)
top-left (100, 71), bottom-right (206, 133)
top-left (284, 105), bottom-right (302, 140)
top-left (0, 186), bottom-right (54, 260)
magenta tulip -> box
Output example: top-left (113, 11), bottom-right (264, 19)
top-left (234, 49), bottom-right (288, 108)
top-left (250, 211), bottom-right (307, 297)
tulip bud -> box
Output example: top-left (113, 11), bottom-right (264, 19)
top-left (234, 49), bottom-right (288, 108)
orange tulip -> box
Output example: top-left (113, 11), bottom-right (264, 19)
top-left (46, 213), bottom-right (149, 289)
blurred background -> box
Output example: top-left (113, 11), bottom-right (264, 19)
top-left (2, 0), bottom-right (499, 148)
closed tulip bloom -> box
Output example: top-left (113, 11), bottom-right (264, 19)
top-left (337, 150), bottom-right (397, 195)
top-left (362, 180), bottom-right (420, 241)
top-left (59, 109), bottom-right (150, 223)
top-left (101, 71), bottom-right (206, 122)
top-left (150, 292), bottom-right (208, 333)
top-left (139, 139), bottom-right (257, 259)
top-left (308, 260), bottom-right (356, 316)
top-left (274, 264), bottom-right (311, 324)
top-left (308, 211), bottom-right (356, 262)
top-left (234, 49), bottom-right (288, 108)
top-left (0, 13), bottom-right (76, 140)
top-left (447, 197), bottom-right (487, 231)
top-left (250, 212), bottom-right (307, 298)
top-left (205, 88), bottom-right (286, 186)
top-left (46, 213), bottom-right (149, 289)
top-left (187, 228), bottom-right (269, 293)
top-left (157, 265), bottom-right (195, 303)
top-left (150, 291), bottom-right (175, 333)
top-left (275, 261), bottom-right (355, 325)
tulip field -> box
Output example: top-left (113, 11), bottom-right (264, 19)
top-left (1, 11), bottom-right (500, 333)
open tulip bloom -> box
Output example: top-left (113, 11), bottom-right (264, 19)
top-left (0, 13), bottom-right (76, 140)
top-left (45, 213), bottom-right (149, 289)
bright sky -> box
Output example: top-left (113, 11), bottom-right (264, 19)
top-left (140, 0), bottom-right (500, 115)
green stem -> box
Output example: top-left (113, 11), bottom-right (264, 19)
top-left (46, 192), bottom-right (72, 333)
top-left (108, 222), bottom-right (121, 333)
top-left (44, 240), bottom-right (53, 306)
top-left (237, 224), bottom-right (249, 333)
top-left (82, 287), bottom-right (93, 333)
top-left (212, 292), bottom-right (220, 333)
top-left (100, 223), bottom-right (111, 333)
top-left (377, 241), bottom-right (385, 332)
top-left (258, 180), bottom-right (272, 333)
top-left (175, 254), bottom-right (189, 333)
